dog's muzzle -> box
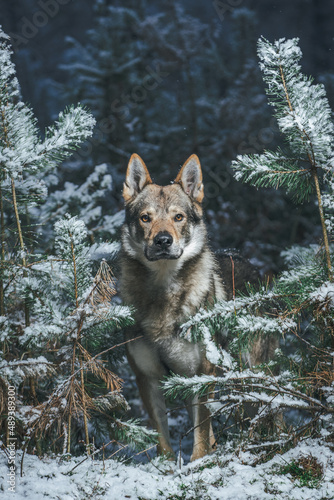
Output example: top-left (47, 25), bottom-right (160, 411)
top-left (145, 231), bottom-right (183, 261)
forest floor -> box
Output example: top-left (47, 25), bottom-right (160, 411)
top-left (2, 363), bottom-right (333, 499)
top-left (1, 437), bottom-right (334, 499)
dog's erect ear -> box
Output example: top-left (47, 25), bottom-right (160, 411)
top-left (123, 154), bottom-right (152, 202)
top-left (175, 154), bottom-right (204, 203)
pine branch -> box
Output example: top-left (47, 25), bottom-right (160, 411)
top-left (233, 37), bottom-right (334, 279)
top-left (232, 150), bottom-right (312, 202)
top-left (163, 371), bottom-right (334, 415)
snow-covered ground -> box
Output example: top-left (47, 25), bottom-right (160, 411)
top-left (1, 439), bottom-right (333, 499)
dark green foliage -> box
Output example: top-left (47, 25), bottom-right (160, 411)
top-left (278, 456), bottom-right (323, 489)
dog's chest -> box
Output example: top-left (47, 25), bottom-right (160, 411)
top-left (120, 248), bottom-right (224, 341)
top-left (132, 272), bottom-right (211, 341)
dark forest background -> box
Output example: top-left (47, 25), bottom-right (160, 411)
top-left (1, 0), bottom-right (334, 274)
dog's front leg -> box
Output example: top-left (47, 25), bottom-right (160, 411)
top-left (136, 374), bottom-right (175, 458)
top-left (158, 338), bottom-right (216, 461)
top-left (190, 393), bottom-right (214, 461)
top-left (126, 337), bottom-right (175, 458)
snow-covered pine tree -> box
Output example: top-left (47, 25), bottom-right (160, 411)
top-left (0, 25), bottom-right (95, 432)
top-left (164, 37), bottom-right (334, 454)
top-left (0, 25), bottom-right (95, 326)
top-left (233, 36), bottom-right (334, 279)
top-left (0, 29), bottom-right (155, 458)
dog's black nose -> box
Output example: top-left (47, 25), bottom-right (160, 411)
top-left (154, 231), bottom-right (173, 249)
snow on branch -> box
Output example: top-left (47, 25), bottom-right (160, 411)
top-left (0, 356), bottom-right (55, 385)
top-left (257, 37), bottom-right (334, 169)
top-left (232, 149), bottom-right (313, 202)
top-left (40, 105), bottom-right (96, 168)
top-left (0, 26), bottom-right (20, 100)
top-left (163, 370), bottom-right (334, 418)
top-left (0, 28), bottom-right (95, 178)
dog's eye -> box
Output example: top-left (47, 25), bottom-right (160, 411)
top-left (174, 214), bottom-right (184, 222)
top-left (140, 214), bottom-right (150, 223)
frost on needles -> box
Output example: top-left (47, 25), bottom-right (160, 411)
top-left (164, 37), bottom-right (334, 453)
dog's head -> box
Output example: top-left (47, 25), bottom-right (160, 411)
top-left (122, 154), bottom-right (207, 265)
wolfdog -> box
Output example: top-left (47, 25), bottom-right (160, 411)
top-left (120, 153), bottom-right (264, 461)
